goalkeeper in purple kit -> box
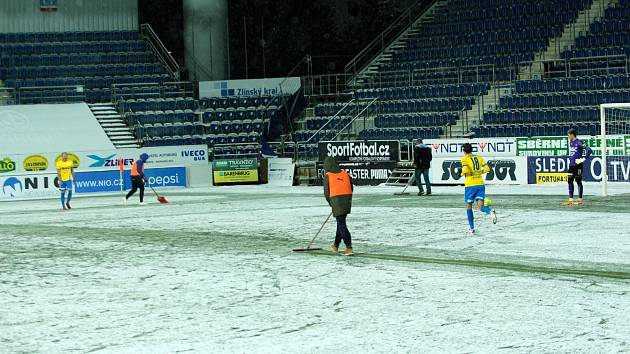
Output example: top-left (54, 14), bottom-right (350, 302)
top-left (563, 129), bottom-right (592, 206)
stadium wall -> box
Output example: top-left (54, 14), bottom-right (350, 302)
top-left (0, 0), bottom-right (138, 33)
top-left (0, 103), bottom-right (115, 154)
top-left (183, 0), bottom-right (228, 80)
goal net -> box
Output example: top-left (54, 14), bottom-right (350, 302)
top-left (599, 103), bottom-right (630, 196)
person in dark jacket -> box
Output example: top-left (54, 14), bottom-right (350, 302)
top-left (413, 139), bottom-right (433, 196)
top-left (323, 157), bottom-right (354, 256)
top-left (125, 153), bottom-right (149, 205)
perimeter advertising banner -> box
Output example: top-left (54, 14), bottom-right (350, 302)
top-left (267, 158), bottom-right (295, 187)
top-left (0, 167), bottom-right (187, 200)
top-left (74, 167), bottom-right (187, 193)
top-left (527, 156), bottom-right (630, 183)
top-left (582, 135), bottom-right (630, 156)
top-left (423, 138), bottom-right (516, 157)
top-left (515, 137), bottom-right (568, 156)
top-left (0, 173), bottom-right (60, 200)
top-left (7, 145), bottom-right (208, 174)
top-left (431, 157), bottom-right (527, 185)
top-left (212, 159), bottom-right (259, 184)
top-left (0, 157), bottom-right (17, 174)
top-left (81, 145), bottom-right (208, 170)
top-left (199, 77), bottom-right (301, 98)
top-left (316, 161), bottom-right (397, 186)
top-left (516, 135), bottom-right (630, 156)
top-left (318, 140), bottom-right (400, 162)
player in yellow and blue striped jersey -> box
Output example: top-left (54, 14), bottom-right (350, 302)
top-left (56, 152), bottom-right (75, 210)
top-left (460, 143), bottom-right (497, 235)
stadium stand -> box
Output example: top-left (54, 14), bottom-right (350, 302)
top-left (4, 0), bottom-right (630, 157)
top-left (475, 0), bottom-right (630, 137)
top-left (118, 91), bottom-right (287, 157)
top-left (0, 31), bottom-right (171, 104)
top-left (0, 29), bottom-right (287, 155)
top-left (291, 0), bottom-right (630, 154)
top-left (290, 0), bottom-right (599, 159)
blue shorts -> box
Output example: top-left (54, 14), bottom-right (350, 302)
top-left (59, 180), bottom-right (73, 191)
top-left (464, 185), bottom-right (485, 204)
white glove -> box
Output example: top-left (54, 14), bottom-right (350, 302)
top-left (575, 158), bottom-right (585, 165)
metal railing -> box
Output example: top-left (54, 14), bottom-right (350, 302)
top-left (294, 98), bottom-right (379, 161)
top-left (303, 99), bottom-right (356, 144)
top-left (520, 55), bottom-right (629, 79)
top-left (344, 0), bottom-right (438, 82)
top-left (302, 73), bottom-right (354, 96)
top-left (361, 63), bottom-right (504, 88)
top-left (111, 81), bottom-right (196, 104)
top-left (0, 87), bottom-right (15, 105)
top-left (399, 139), bottom-right (413, 161)
top-left (140, 23), bottom-right (180, 80)
top-left (14, 85), bottom-right (86, 104)
top-left (185, 51), bottom-right (216, 81)
top-left (330, 98), bottom-right (379, 140)
top-left (267, 140), bottom-right (295, 159)
top-left (461, 108), bottom-right (473, 135)
top-left (256, 55), bottom-right (311, 136)
top-left (212, 142), bottom-right (260, 159)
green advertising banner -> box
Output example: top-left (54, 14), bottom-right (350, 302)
top-left (583, 135), bottom-right (630, 156)
top-left (212, 159), bottom-right (259, 184)
top-left (516, 137), bottom-right (568, 156)
top-left (516, 135), bottom-right (630, 156)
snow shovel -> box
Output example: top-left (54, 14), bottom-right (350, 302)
top-left (292, 212), bottom-right (333, 252)
top-left (148, 185), bottom-right (169, 204)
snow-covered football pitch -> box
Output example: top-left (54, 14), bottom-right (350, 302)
top-left (1, 183), bottom-right (629, 353)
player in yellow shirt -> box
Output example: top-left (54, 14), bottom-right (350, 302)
top-left (56, 152), bottom-right (75, 210)
top-left (460, 143), bottom-right (497, 235)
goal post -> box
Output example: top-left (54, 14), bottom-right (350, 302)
top-left (600, 103), bottom-right (630, 196)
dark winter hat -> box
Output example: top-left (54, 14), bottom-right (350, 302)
top-left (140, 153), bottom-right (149, 161)
top-left (323, 157), bottom-right (341, 173)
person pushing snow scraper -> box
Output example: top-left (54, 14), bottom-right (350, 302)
top-left (460, 143), bottom-right (497, 236)
top-left (125, 153), bottom-right (149, 205)
top-left (56, 152), bottom-right (75, 210)
top-left (323, 157), bottom-right (354, 256)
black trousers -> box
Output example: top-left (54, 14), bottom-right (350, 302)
top-left (334, 214), bottom-right (352, 248)
top-left (568, 164), bottom-right (584, 198)
top-left (126, 175), bottom-right (145, 202)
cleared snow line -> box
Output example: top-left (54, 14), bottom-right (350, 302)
top-left (306, 251), bottom-right (630, 280)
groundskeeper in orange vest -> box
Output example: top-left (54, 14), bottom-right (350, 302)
top-left (323, 157), bottom-right (354, 256)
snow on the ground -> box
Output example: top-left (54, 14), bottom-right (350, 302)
top-left (1, 184), bottom-right (629, 353)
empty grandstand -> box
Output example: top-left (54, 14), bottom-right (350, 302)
top-left (290, 0), bottom-right (630, 160)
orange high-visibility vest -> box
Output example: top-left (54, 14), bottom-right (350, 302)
top-left (131, 161), bottom-right (144, 176)
top-left (327, 170), bottom-right (352, 197)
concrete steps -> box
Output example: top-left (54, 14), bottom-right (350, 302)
top-left (88, 102), bottom-right (140, 148)
top-left (520, 0), bottom-right (616, 80)
top-left (350, 0), bottom-right (447, 87)
top-left (440, 85), bottom-right (506, 138)
top-left (0, 81), bottom-right (13, 105)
